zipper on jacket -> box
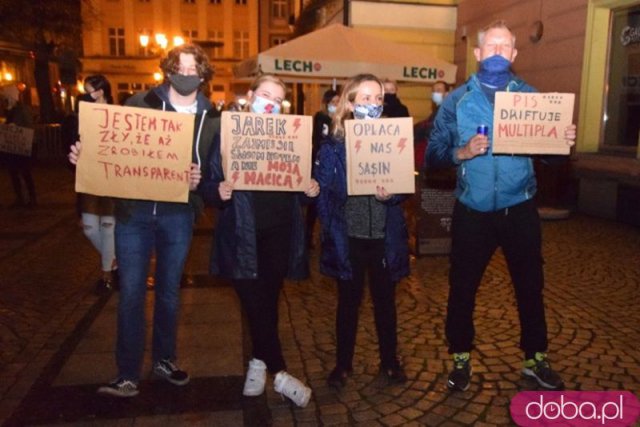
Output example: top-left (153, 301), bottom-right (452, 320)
top-left (153, 202), bottom-right (157, 215)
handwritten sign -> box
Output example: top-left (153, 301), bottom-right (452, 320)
top-left (221, 111), bottom-right (312, 192)
top-left (492, 92), bottom-right (575, 155)
top-left (0, 124), bottom-right (34, 156)
top-left (345, 117), bottom-right (415, 195)
top-left (76, 102), bottom-right (195, 203)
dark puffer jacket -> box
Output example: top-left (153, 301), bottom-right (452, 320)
top-left (313, 136), bottom-right (410, 282)
top-left (200, 134), bottom-right (310, 281)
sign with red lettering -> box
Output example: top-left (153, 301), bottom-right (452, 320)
top-left (0, 124), bottom-right (34, 156)
top-left (75, 102), bottom-right (195, 203)
top-left (220, 111), bottom-right (312, 192)
top-left (492, 92), bottom-right (575, 155)
top-left (345, 117), bottom-right (415, 195)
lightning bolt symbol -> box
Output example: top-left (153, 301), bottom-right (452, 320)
top-left (355, 140), bottom-right (362, 153)
top-left (297, 176), bottom-right (303, 185)
top-left (293, 118), bottom-right (301, 133)
top-left (397, 138), bottom-right (407, 154)
top-left (232, 170), bottom-right (239, 184)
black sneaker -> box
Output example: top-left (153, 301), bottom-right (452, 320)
top-left (327, 366), bottom-right (351, 389)
top-left (522, 352), bottom-right (564, 390)
top-left (447, 352), bottom-right (471, 391)
top-left (380, 365), bottom-right (408, 385)
top-left (97, 378), bottom-right (139, 397)
top-left (153, 359), bottom-right (190, 386)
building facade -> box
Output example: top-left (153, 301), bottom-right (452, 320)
top-left (80, 0), bottom-right (295, 107)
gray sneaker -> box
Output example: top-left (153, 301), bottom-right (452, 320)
top-left (153, 359), bottom-right (190, 386)
top-left (97, 378), bottom-right (139, 397)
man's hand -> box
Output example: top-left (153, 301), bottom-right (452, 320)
top-left (189, 163), bottom-right (201, 191)
top-left (457, 134), bottom-right (489, 161)
top-left (564, 124), bottom-right (577, 147)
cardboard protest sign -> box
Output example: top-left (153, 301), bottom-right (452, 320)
top-left (492, 92), bottom-right (575, 155)
top-left (76, 102), bottom-right (194, 203)
top-left (345, 117), bottom-right (415, 195)
top-left (220, 111), bottom-right (312, 192)
top-left (0, 124), bottom-right (34, 156)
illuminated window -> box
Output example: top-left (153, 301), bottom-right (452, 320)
top-left (272, 0), bottom-right (287, 19)
top-left (234, 31), bottom-right (249, 58)
top-left (108, 28), bottom-right (125, 56)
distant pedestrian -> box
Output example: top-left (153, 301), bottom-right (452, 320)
top-left (413, 80), bottom-right (449, 171)
top-left (76, 75), bottom-right (118, 293)
top-left (1, 84), bottom-right (36, 208)
top-left (314, 73), bottom-right (410, 389)
top-left (307, 88), bottom-right (339, 247)
top-left (69, 43), bottom-right (218, 397)
top-left (382, 79), bottom-right (410, 118)
top-left (201, 74), bottom-right (319, 408)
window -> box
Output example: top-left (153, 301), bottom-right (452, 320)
top-left (603, 4), bottom-right (640, 151)
top-left (183, 0), bottom-right (196, 3)
top-left (208, 30), bottom-right (224, 58)
top-left (209, 0), bottom-right (221, 3)
top-left (233, 31), bottom-right (249, 58)
top-left (139, 0), bottom-right (150, 2)
top-left (272, 0), bottom-right (287, 19)
top-left (108, 28), bottom-right (125, 56)
top-left (235, 0), bottom-right (247, 5)
top-left (270, 36), bottom-right (287, 46)
top-left (183, 29), bottom-right (199, 40)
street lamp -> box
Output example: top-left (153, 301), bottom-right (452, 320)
top-left (173, 36), bottom-right (185, 47)
top-left (155, 33), bottom-right (168, 50)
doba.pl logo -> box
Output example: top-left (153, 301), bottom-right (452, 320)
top-left (510, 391), bottom-right (640, 426)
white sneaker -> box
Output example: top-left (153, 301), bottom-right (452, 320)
top-left (273, 371), bottom-right (312, 408)
top-left (243, 358), bottom-right (267, 396)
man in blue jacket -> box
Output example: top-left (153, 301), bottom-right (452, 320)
top-left (426, 20), bottom-right (576, 392)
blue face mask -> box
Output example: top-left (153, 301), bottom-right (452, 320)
top-left (353, 103), bottom-right (383, 120)
top-left (250, 95), bottom-right (281, 114)
top-left (477, 55), bottom-right (512, 88)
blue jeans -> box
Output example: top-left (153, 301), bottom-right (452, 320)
top-left (114, 208), bottom-right (194, 381)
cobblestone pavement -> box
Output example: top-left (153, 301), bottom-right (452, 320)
top-left (1, 163), bottom-right (639, 426)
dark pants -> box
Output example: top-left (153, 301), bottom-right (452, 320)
top-left (115, 208), bottom-right (194, 381)
top-left (335, 237), bottom-right (399, 371)
top-left (233, 224), bottom-right (291, 374)
top-left (445, 199), bottom-right (548, 357)
top-left (8, 158), bottom-right (36, 205)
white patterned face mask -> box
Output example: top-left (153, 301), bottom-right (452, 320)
top-left (353, 103), bottom-right (383, 120)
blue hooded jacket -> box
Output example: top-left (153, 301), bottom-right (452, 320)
top-left (314, 136), bottom-right (410, 282)
top-left (426, 74), bottom-right (538, 212)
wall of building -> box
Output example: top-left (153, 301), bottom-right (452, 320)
top-left (456, 0), bottom-right (587, 121)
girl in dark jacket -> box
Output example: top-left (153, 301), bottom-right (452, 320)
top-left (314, 74), bottom-right (410, 389)
top-left (201, 74), bottom-right (319, 408)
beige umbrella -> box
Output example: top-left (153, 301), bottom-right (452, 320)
top-left (234, 24), bottom-right (456, 84)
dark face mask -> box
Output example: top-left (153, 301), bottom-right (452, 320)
top-left (384, 93), bottom-right (397, 103)
top-left (168, 74), bottom-right (201, 96)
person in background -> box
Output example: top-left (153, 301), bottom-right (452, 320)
top-left (413, 80), bottom-right (449, 172)
top-left (382, 79), bottom-right (409, 118)
top-left (1, 84), bottom-right (36, 208)
top-left (314, 73), bottom-right (410, 389)
top-left (426, 20), bottom-right (576, 392)
top-left (307, 88), bottom-right (339, 247)
top-left (76, 75), bottom-right (118, 293)
top-left (201, 74), bottom-right (319, 408)
top-left (69, 43), bottom-right (218, 398)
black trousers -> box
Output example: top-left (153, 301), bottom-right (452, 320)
top-left (233, 224), bottom-right (291, 374)
top-left (445, 199), bottom-right (548, 357)
top-left (335, 237), bottom-right (399, 371)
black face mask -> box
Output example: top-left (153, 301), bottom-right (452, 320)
top-left (384, 93), bottom-right (397, 103)
top-left (168, 74), bottom-right (201, 96)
